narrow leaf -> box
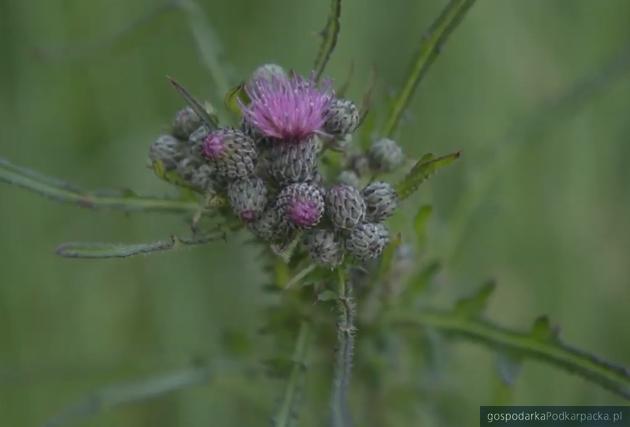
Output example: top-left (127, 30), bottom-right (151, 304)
top-left (168, 76), bottom-right (219, 129)
top-left (395, 151), bottom-right (461, 200)
top-left (56, 232), bottom-right (224, 259)
top-left (382, 0), bottom-right (476, 137)
top-left (313, 0), bottom-right (341, 81)
top-left (0, 157), bottom-right (200, 214)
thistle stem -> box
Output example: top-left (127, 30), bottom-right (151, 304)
top-left (330, 269), bottom-right (355, 427)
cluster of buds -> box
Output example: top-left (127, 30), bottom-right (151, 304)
top-left (149, 64), bottom-right (405, 267)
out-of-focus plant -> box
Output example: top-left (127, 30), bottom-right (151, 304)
top-left (1, 1), bottom-right (629, 426)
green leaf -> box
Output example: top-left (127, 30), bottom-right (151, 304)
top-left (224, 83), bottom-right (248, 115)
top-left (55, 232), bottom-right (224, 259)
top-left (388, 309), bottom-right (630, 400)
top-left (0, 157), bottom-right (200, 214)
top-left (317, 290), bottom-right (338, 302)
top-left (382, 0), bottom-right (476, 137)
top-left (395, 151), bottom-right (461, 200)
top-left (313, 0), bottom-right (341, 81)
top-left (167, 76), bottom-right (219, 129)
top-left (413, 204), bottom-right (433, 248)
top-left (454, 280), bottom-right (496, 318)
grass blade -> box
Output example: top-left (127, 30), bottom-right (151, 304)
top-left (382, 0), bottom-right (476, 137)
top-left (314, 0), bottom-right (342, 81)
top-left (0, 157), bottom-right (200, 214)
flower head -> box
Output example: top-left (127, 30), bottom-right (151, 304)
top-left (241, 72), bottom-right (334, 142)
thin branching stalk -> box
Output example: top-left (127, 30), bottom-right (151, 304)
top-left (0, 157), bottom-right (204, 214)
top-left (331, 269), bottom-right (355, 427)
top-left (56, 231), bottom-right (225, 259)
top-left (382, 0), bottom-right (476, 137)
top-left (273, 320), bottom-right (313, 427)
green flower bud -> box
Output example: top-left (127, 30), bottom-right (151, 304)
top-left (362, 181), bottom-right (398, 222)
top-left (227, 176), bottom-right (268, 222)
top-left (337, 170), bottom-right (360, 188)
top-left (267, 137), bottom-right (322, 185)
top-left (345, 222), bottom-right (390, 262)
top-left (325, 184), bottom-right (366, 230)
top-left (303, 229), bottom-right (344, 267)
top-left (249, 207), bottom-right (293, 243)
top-left (369, 138), bottom-right (404, 172)
top-left (202, 128), bottom-right (258, 179)
top-left (149, 134), bottom-right (184, 170)
top-left (324, 98), bottom-right (360, 136)
top-left (172, 107), bottom-right (202, 140)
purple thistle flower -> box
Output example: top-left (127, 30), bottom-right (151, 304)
top-left (241, 72), bottom-right (334, 142)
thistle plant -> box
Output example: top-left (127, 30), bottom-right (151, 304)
top-left (1, 0), bottom-right (630, 426)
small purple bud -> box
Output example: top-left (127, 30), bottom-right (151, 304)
top-left (288, 200), bottom-right (320, 227)
top-left (202, 134), bottom-right (225, 159)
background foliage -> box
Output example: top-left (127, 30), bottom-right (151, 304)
top-left (1, 0), bottom-right (629, 426)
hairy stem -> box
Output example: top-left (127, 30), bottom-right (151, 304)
top-left (331, 269), bottom-right (355, 427)
top-left (382, 0), bottom-right (476, 137)
top-left (273, 320), bottom-right (312, 427)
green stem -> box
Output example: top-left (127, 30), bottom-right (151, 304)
top-left (331, 269), bottom-right (355, 427)
top-left (314, 0), bottom-right (342, 81)
top-left (0, 157), bottom-right (201, 214)
top-left (387, 309), bottom-right (630, 400)
top-left (382, 0), bottom-right (476, 137)
top-left (273, 320), bottom-right (313, 427)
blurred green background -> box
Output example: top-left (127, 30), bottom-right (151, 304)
top-left (1, 0), bottom-right (629, 426)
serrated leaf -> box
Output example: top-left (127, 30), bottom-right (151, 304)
top-left (382, 0), bottom-right (476, 136)
top-left (151, 160), bottom-right (198, 190)
top-left (395, 151), bottom-right (461, 201)
top-left (313, 0), bottom-right (341, 81)
top-left (0, 157), bottom-right (200, 214)
top-left (455, 280), bottom-right (496, 318)
top-left (389, 308), bottom-right (630, 400)
top-left (413, 204), bottom-right (433, 248)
